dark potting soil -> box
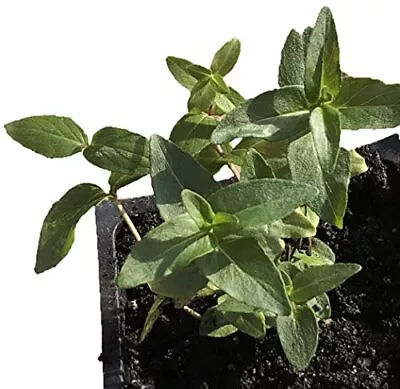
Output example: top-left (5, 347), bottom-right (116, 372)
top-left (114, 145), bottom-right (400, 389)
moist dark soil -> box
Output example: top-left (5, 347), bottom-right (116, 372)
top-left (115, 145), bottom-right (400, 389)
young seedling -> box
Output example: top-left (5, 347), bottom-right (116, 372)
top-left (6, 5), bottom-right (390, 371)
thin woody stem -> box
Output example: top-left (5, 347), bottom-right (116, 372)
top-left (215, 144), bottom-right (241, 180)
top-left (183, 305), bottom-right (202, 320)
top-left (112, 197), bottom-right (142, 242)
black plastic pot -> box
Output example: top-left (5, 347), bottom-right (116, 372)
top-left (96, 197), bottom-right (155, 389)
top-left (95, 135), bottom-right (400, 389)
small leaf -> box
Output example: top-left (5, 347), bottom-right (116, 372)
top-left (150, 135), bottom-right (220, 221)
top-left (241, 149), bottom-right (275, 181)
top-left (186, 64), bottom-right (211, 79)
top-left (210, 73), bottom-right (230, 94)
top-left (181, 189), bottom-right (215, 228)
top-left (296, 238), bottom-right (335, 266)
top-left (166, 56), bottom-right (201, 90)
top-left (197, 238), bottom-right (291, 315)
top-left (139, 296), bottom-right (165, 343)
top-left (149, 263), bottom-right (208, 298)
top-left (305, 7), bottom-right (341, 103)
top-left (214, 87), bottom-right (244, 114)
top-left (211, 38), bottom-right (241, 77)
top-left (211, 86), bottom-right (310, 144)
top-left (169, 113), bottom-right (218, 156)
top-left (35, 184), bottom-right (106, 273)
top-left (310, 105), bottom-right (341, 174)
top-left (200, 307), bottom-right (238, 337)
top-left (108, 171), bottom-right (146, 194)
top-left (288, 133), bottom-right (351, 228)
top-left (117, 214), bottom-right (214, 289)
top-left (332, 77), bottom-right (400, 129)
top-left (207, 178), bottom-right (318, 230)
top-left (279, 29), bottom-right (305, 87)
top-left (349, 149), bottom-right (368, 177)
top-left (277, 305), bottom-right (318, 370)
top-left (212, 212), bottom-right (238, 226)
top-left (232, 138), bottom-right (290, 178)
top-left (83, 127), bottom-right (149, 175)
top-left (188, 77), bottom-right (217, 113)
top-left (290, 263), bottom-right (362, 303)
top-left (5, 115), bottom-right (88, 158)
top-left (269, 208), bottom-right (317, 238)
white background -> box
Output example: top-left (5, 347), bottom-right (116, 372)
top-left (0, 1), bottom-right (399, 388)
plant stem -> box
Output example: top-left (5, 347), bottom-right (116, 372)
top-left (112, 198), bottom-right (142, 242)
top-left (112, 196), bottom-right (201, 321)
top-left (183, 305), bottom-right (202, 320)
top-left (215, 144), bottom-right (241, 180)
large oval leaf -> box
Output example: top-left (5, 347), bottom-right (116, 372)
top-left (5, 115), bottom-right (88, 158)
top-left (207, 178), bottom-right (318, 230)
top-left (197, 238), bottom-right (291, 316)
top-left (332, 77), bottom-right (400, 130)
top-left (83, 127), bottom-right (149, 175)
top-left (210, 38), bottom-right (241, 77)
top-left (35, 184), bottom-right (106, 273)
top-left (150, 135), bottom-right (220, 221)
top-left (290, 263), bottom-right (361, 303)
top-left (288, 133), bottom-right (350, 228)
top-left (211, 86), bottom-right (310, 144)
top-left (277, 305), bottom-right (318, 370)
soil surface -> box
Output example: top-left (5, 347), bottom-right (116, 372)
top-left (115, 145), bottom-right (400, 389)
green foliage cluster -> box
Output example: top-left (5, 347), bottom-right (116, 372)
top-left (5, 7), bottom-right (400, 370)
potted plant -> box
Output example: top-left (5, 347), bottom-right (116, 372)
top-left (4, 6), bottom-right (400, 388)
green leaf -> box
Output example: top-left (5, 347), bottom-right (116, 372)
top-left (290, 263), bottom-right (362, 303)
top-left (211, 86), bottom-right (310, 144)
top-left (169, 113), bottom-right (218, 156)
top-left (117, 214), bottom-right (214, 289)
top-left (296, 238), bottom-right (335, 266)
top-left (83, 127), bottom-right (149, 175)
top-left (35, 184), bottom-right (106, 273)
top-left (195, 143), bottom-right (232, 175)
top-left (200, 307), bottom-right (238, 337)
top-left (310, 106), bottom-right (341, 174)
top-left (232, 138), bottom-right (290, 178)
top-left (308, 293), bottom-right (331, 320)
top-left (305, 7), bottom-right (341, 104)
top-left (349, 149), bottom-right (368, 177)
top-left (150, 135), bottom-right (220, 221)
top-left (139, 296), bottom-right (165, 343)
top-left (269, 208), bottom-right (317, 238)
top-left (277, 305), bottom-right (318, 370)
top-left (207, 178), bottom-right (318, 230)
top-left (279, 29), bottom-right (305, 87)
top-left (288, 133), bottom-right (351, 228)
top-left (188, 77), bottom-right (217, 113)
top-left (241, 149), bottom-right (275, 181)
top-left (149, 263), bottom-right (208, 298)
top-left (5, 115), bottom-right (88, 158)
top-left (186, 64), bottom-right (211, 79)
top-left (214, 87), bottom-right (245, 114)
top-left (197, 238), bottom-right (291, 315)
top-left (211, 38), bottom-right (241, 77)
top-left (212, 212), bottom-right (238, 226)
top-left (210, 73), bottom-right (229, 94)
top-left (181, 189), bottom-right (215, 228)
top-left (108, 171), bottom-right (146, 194)
top-left (166, 56), bottom-right (200, 90)
top-left (332, 77), bottom-right (400, 129)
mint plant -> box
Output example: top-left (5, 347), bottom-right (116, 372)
top-left (4, 5), bottom-right (397, 371)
